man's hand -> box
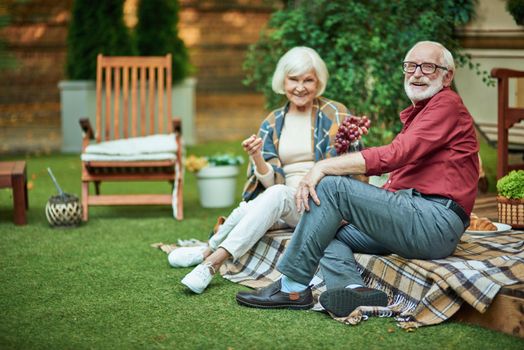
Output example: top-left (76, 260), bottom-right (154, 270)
top-left (295, 164), bottom-right (326, 212)
top-left (295, 152), bottom-right (367, 212)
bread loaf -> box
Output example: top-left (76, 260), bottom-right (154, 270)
top-left (467, 214), bottom-right (497, 231)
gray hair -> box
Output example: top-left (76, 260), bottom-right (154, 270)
top-left (271, 46), bottom-right (328, 96)
top-left (404, 41), bottom-right (455, 71)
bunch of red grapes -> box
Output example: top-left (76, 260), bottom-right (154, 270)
top-left (334, 115), bottom-right (371, 155)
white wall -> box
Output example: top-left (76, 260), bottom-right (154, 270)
top-left (454, 49), bottom-right (524, 125)
top-left (453, 0), bottom-right (524, 144)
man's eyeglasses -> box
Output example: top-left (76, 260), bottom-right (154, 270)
top-left (402, 61), bottom-right (448, 75)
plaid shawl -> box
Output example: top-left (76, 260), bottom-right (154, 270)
top-left (219, 230), bottom-right (524, 329)
top-left (241, 97), bottom-right (349, 201)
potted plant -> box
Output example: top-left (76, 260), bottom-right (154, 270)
top-left (496, 170), bottom-right (524, 228)
top-left (185, 154), bottom-right (244, 208)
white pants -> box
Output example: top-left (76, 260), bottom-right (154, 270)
top-left (208, 184), bottom-right (301, 260)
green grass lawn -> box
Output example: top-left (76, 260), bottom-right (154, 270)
top-left (0, 141), bottom-right (522, 349)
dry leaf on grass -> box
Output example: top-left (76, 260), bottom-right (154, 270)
top-left (150, 243), bottom-right (177, 254)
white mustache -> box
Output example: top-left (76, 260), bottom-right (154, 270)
top-left (409, 76), bottom-right (430, 85)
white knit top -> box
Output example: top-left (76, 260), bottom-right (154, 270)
top-left (254, 110), bottom-right (314, 189)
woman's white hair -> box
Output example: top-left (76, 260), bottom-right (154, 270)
top-left (404, 41), bottom-right (455, 71)
top-left (271, 46), bottom-right (328, 96)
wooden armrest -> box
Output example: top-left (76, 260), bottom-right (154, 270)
top-left (79, 118), bottom-right (94, 140)
top-left (491, 68), bottom-right (524, 79)
top-left (171, 118), bottom-right (182, 135)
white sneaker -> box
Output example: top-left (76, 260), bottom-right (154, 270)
top-left (181, 263), bottom-right (215, 294)
top-left (167, 246), bottom-right (206, 268)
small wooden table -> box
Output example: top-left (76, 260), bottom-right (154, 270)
top-left (0, 161), bottom-right (28, 225)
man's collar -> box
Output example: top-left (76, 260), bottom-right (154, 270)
top-left (401, 87), bottom-right (450, 123)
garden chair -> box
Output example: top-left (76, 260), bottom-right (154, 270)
top-left (488, 68), bottom-right (524, 179)
top-left (80, 54), bottom-right (183, 221)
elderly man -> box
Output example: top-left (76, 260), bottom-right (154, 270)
top-left (235, 41), bottom-right (479, 317)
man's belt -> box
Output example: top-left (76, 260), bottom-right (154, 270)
top-left (421, 194), bottom-right (470, 229)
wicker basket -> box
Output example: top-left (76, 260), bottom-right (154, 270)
top-left (497, 195), bottom-right (524, 229)
top-left (45, 194), bottom-right (82, 227)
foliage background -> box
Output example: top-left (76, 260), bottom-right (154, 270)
top-left (66, 0), bottom-right (190, 82)
top-left (135, 0), bottom-right (191, 84)
top-left (0, 2), bottom-right (16, 71)
top-left (244, 0), bottom-right (481, 146)
top-left (66, 0), bottom-right (135, 80)
top-left (506, 0), bottom-right (524, 25)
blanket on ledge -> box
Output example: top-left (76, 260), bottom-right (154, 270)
top-left (218, 230), bottom-right (524, 329)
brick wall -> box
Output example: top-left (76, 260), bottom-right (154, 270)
top-left (178, 1), bottom-right (278, 142)
top-left (0, 0), bottom-right (277, 154)
top-left (0, 0), bottom-right (70, 154)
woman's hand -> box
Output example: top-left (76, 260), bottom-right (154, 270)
top-left (295, 163), bottom-right (326, 212)
top-left (242, 134), bottom-right (269, 175)
top-left (242, 134), bottom-right (263, 159)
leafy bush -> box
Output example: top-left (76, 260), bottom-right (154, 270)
top-left (135, 0), bottom-right (191, 83)
top-left (0, 9), bottom-right (16, 71)
top-left (244, 0), bottom-right (482, 146)
top-left (507, 0), bottom-right (524, 25)
top-left (497, 170), bottom-right (524, 199)
top-left (66, 0), bottom-right (134, 80)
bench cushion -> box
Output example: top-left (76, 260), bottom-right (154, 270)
top-left (81, 134), bottom-right (178, 161)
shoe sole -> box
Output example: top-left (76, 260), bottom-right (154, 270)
top-left (319, 288), bottom-right (388, 317)
top-left (181, 277), bottom-right (205, 294)
top-left (235, 296), bottom-right (314, 310)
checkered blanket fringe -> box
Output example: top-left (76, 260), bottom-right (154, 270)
top-left (219, 230), bottom-right (524, 329)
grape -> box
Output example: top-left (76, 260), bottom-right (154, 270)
top-left (334, 115), bottom-right (372, 155)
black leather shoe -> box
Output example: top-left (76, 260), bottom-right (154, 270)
top-left (319, 287), bottom-right (388, 317)
top-left (236, 279), bottom-right (314, 310)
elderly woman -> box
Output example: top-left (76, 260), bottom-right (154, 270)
top-left (170, 46), bottom-right (351, 294)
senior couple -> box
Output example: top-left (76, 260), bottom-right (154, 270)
top-left (169, 41), bottom-right (479, 318)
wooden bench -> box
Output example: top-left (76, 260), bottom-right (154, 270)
top-left (0, 161), bottom-right (28, 225)
top-left (454, 283), bottom-right (524, 338)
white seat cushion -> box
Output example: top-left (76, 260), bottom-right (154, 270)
top-left (81, 134), bottom-right (177, 161)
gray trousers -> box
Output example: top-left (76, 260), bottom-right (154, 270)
top-left (277, 176), bottom-right (465, 289)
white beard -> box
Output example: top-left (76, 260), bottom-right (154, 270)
top-left (404, 74), bottom-right (444, 103)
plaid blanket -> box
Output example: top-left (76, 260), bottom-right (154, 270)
top-left (219, 230), bottom-right (524, 329)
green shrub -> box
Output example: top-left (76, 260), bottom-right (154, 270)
top-left (135, 0), bottom-right (191, 84)
top-left (244, 0), bottom-right (483, 146)
top-left (66, 0), bottom-right (134, 80)
top-left (0, 6), bottom-right (16, 71)
top-left (507, 0), bottom-right (524, 25)
top-left (497, 170), bottom-right (524, 199)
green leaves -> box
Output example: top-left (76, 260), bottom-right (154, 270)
top-left (243, 0), bottom-right (480, 146)
top-left (66, 0), bottom-right (134, 80)
top-left (136, 0), bottom-right (190, 84)
top-left (206, 154), bottom-right (244, 167)
top-left (497, 170), bottom-right (524, 199)
top-left (66, 0), bottom-right (190, 83)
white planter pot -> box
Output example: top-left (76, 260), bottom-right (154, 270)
top-left (58, 80), bottom-right (96, 153)
top-left (58, 77), bottom-right (197, 153)
top-left (196, 165), bottom-right (239, 208)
